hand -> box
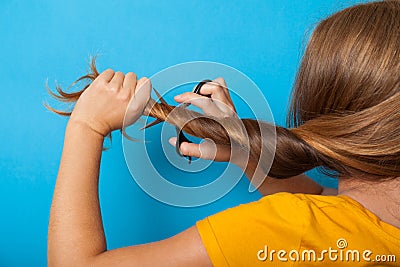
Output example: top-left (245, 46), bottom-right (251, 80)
top-left (70, 69), bottom-right (151, 137)
top-left (168, 78), bottom-right (237, 162)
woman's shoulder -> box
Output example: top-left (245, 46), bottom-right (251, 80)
top-left (256, 192), bottom-right (350, 213)
top-left (197, 192), bottom-right (400, 266)
top-left (256, 192), bottom-right (376, 226)
top-left (201, 192), bottom-right (349, 228)
top-left (265, 191), bottom-right (352, 206)
top-left (196, 193), bottom-right (332, 247)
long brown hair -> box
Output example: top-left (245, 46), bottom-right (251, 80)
top-left (46, 0), bottom-right (400, 180)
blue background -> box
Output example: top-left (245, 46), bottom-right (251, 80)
top-left (0, 0), bottom-right (361, 266)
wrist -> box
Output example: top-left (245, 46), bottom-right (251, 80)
top-left (67, 118), bottom-right (107, 140)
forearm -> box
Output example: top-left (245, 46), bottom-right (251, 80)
top-left (48, 120), bottom-right (106, 266)
top-left (242, 161), bottom-right (324, 196)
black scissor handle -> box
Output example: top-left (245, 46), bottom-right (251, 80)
top-left (193, 79), bottom-right (213, 96)
top-left (175, 79), bottom-right (212, 163)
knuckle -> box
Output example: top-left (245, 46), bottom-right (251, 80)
top-left (127, 72), bottom-right (137, 81)
top-left (108, 84), bottom-right (119, 91)
top-left (95, 79), bottom-right (106, 86)
top-left (202, 83), bottom-right (225, 96)
top-left (132, 105), bottom-right (141, 113)
top-left (101, 69), bottom-right (114, 78)
top-left (210, 84), bottom-right (222, 91)
top-left (138, 77), bottom-right (151, 87)
top-left (127, 103), bottom-right (141, 114)
top-left (127, 71), bottom-right (136, 77)
top-left (203, 98), bottom-right (214, 106)
top-left (118, 93), bottom-right (130, 101)
top-left (214, 77), bottom-right (226, 85)
top-left (206, 83), bottom-right (221, 91)
top-left (183, 146), bottom-right (199, 158)
top-left (179, 143), bottom-right (190, 155)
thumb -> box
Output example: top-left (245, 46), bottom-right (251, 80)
top-left (168, 137), bottom-right (222, 161)
top-left (125, 77), bottom-right (151, 126)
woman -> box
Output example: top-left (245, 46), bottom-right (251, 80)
top-left (47, 1), bottom-right (400, 266)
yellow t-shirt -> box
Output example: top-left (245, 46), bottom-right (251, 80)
top-left (196, 192), bottom-right (400, 266)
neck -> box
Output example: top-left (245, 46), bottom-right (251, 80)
top-left (338, 177), bottom-right (400, 228)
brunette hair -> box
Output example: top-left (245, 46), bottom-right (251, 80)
top-left (46, 0), bottom-right (400, 180)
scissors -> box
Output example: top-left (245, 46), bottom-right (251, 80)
top-left (175, 79), bottom-right (213, 164)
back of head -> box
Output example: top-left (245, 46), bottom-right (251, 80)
top-left (272, 0), bottom-right (400, 179)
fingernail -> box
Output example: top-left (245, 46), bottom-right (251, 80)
top-left (174, 94), bottom-right (182, 99)
top-left (168, 137), bottom-right (177, 146)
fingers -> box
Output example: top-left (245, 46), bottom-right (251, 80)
top-left (168, 137), bottom-right (231, 162)
top-left (169, 137), bottom-right (216, 160)
top-left (108, 71), bottom-right (125, 91)
top-left (212, 77), bottom-right (228, 94)
top-left (174, 92), bottom-right (222, 116)
top-left (100, 70), bottom-right (138, 98)
top-left (199, 78), bottom-right (228, 103)
top-left (213, 77), bottom-right (234, 104)
top-left (124, 77), bottom-right (152, 126)
top-left (123, 72), bottom-right (137, 92)
top-left (194, 78), bottom-right (236, 114)
top-left (135, 77), bottom-right (152, 97)
top-left (122, 72), bottom-right (137, 98)
top-left (174, 91), bottom-right (235, 117)
top-left (97, 68), bottom-right (115, 83)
